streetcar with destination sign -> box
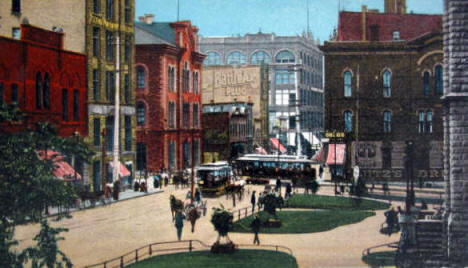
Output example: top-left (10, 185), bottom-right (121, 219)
top-left (196, 161), bottom-right (233, 194)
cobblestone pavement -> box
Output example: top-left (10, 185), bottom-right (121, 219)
top-left (15, 184), bottom-right (400, 268)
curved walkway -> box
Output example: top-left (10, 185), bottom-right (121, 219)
top-left (14, 185), bottom-right (399, 267)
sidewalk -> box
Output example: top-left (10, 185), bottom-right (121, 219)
top-left (48, 188), bottom-right (165, 216)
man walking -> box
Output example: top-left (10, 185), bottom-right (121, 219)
top-left (174, 210), bottom-right (186, 241)
top-left (250, 213), bottom-right (261, 245)
top-left (251, 191), bottom-right (256, 213)
top-left (276, 178), bottom-right (282, 195)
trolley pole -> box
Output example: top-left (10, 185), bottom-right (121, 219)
top-left (191, 129), bottom-right (195, 204)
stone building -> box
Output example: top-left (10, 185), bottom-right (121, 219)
top-left (202, 65), bottom-right (268, 150)
top-left (199, 33), bottom-right (324, 155)
top-left (322, 3), bottom-right (443, 182)
top-left (0, 0), bottom-right (137, 190)
top-left (135, 15), bottom-right (205, 173)
top-left (202, 107), bottom-right (249, 162)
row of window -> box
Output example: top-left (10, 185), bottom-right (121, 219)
top-left (61, 89), bottom-right (80, 122)
top-left (93, 0), bottom-right (132, 23)
top-left (230, 123), bottom-right (247, 138)
top-left (92, 70), bottom-right (131, 104)
top-left (299, 51), bottom-right (322, 70)
top-left (300, 111), bottom-right (323, 130)
top-left (300, 70), bottom-right (322, 89)
top-left (299, 89), bottom-right (323, 107)
top-left (343, 65), bottom-right (443, 98)
top-left (92, 28), bottom-right (132, 62)
top-left (343, 110), bottom-right (434, 134)
top-left (92, 115), bottom-right (132, 152)
top-left (204, 50), bottom-right (296, 66)
top-left (136, 65), bottom-right (200, 93)
top-left (136, 140), bottom-right (201, 171)
top-left (136, 101), bottom-right (200, 129)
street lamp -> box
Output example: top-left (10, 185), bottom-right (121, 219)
top-left (405, 140), bottom-right (415, 213)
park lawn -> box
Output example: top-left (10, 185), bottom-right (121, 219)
top-left (361, 250), bottom-right (396, 267)
top-left (127, 249), bottom-right (298, 268)
top-left (231, 210), bottom-right (375, 234)
top-left (287, 194), bottom-right (390, 211)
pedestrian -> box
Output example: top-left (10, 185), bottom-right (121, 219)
top-left (319, 165), bottom-right (324, 180)
top-left (258, 192), bottom-right (264, 210)
top-left (251, 191), bottom-right (256, 213)
top-left (153, 174), bottom-right (160, 189)
top-left (285, 183), bottom-right (292, 199)
top-left (195, 188), bottom-right (202, 205)
top-left (133, 180), bottom-right (140, 192)
top-left (276, 178), bottom-right (282, 195)
top-left (250, 213), bottom-right (261, 245)
top-left (174, 210), bottom-right (186, 241)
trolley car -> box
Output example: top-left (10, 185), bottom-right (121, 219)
top-left (196, 161), bottom-right (232, 194)
top-left (234, 154), bottom-right (317, 184)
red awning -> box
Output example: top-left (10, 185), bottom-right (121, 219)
top-left (38, 151), bottom-right (82, 180)
top-left (326, 144), bottom-right (346, 165)
top-left (110, 161), bottom-right (131, 177)
top-left (270, 138), bottom-right (287, 153)
top-left (312, 147), bottom-right (325, 163)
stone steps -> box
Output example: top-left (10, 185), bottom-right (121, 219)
top-left (415, 220), bottom-right (445, 262)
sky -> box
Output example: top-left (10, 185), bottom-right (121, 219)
top-left (136, 0), bottom-right (444, 43)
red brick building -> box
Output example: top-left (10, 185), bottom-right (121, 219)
top-left (0, 24), bottom-right (87, 137)
top-left (135, 15), bottom-right (205, 173)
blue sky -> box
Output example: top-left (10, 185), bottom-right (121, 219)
top-left (136, 0), bottom-right (444, 43)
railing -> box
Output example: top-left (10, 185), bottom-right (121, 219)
top-left (84, 240), bottom-right (296, 268)
top-left (362, 241), bottom-right (399, 257)
top-left (84, 240), bottom-right (210, 268)
top-left (231, 205), bottom-right (256, 221)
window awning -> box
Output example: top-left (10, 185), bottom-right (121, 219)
top-left (255, 146), bottom-right (268, 155)
top-left (312, 147), bottom-right (326, 162)
top-left (270, 137), bottom-right (287, 153)
top-left (326, 144), bottom-right (346, 165)
top-left (110, 161), bottom-right (131, 177)
top-left (38, 151), bottom-right (82, 180)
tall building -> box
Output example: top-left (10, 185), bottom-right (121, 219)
top-left (135, 15), bottom-right (205, 173)
top-left (199, 33), bottom-right (324, 156)
top-left (385, 0), bottom-right (406, 14)
top-left (0, 0), bottom-right (137, 190)
top-left (322, 5), bottom-right (443, 182)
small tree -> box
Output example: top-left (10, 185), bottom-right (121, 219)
top-left (210, 205), bottom-right (236, 253)
top-left (262, 193), bottom-right (283, 227)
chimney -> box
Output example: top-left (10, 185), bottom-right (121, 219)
top-left (361, 5), bottom-right (367, 41)
top-left (144, 14), bottom-right (155, 25)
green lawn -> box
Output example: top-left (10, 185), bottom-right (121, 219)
top-left (127, 249), bottom-right (298, 268)
top-left (362, 250), bottom-right (396, 267)
top-left (231, 210), bottom-right (375, 234)
top-left (287, 194), bottom-right (390, 211)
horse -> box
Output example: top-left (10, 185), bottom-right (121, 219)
top-left (77, 189), bottom-right (106, 208)
top-left (170, 195), bottom-right (184, 221)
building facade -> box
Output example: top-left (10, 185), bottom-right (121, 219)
top-left (0, 0), bottom-right (137, 190)
top-left (322, 4), bottom-right (443, 182)
top-left (0, 24), bottom-right (87, 137)
top-left (202, 65), bottom-right (267, 150)
top-left (203, 103), bottom-right (252, 162)
top-left (135, 15), bottom-right (205, 173)
top-left (199, 33), bottom-right (324, 155)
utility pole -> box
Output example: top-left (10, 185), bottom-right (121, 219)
top-left (355, 64), bottom-right (360, 167)
top-left (112, 1), bottom-right (122, 185)
top-left (177, 0), bottom-right (180, 21)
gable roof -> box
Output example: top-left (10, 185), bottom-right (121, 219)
top-left (135, 22), bottom-right (176, 45)
top-left (338, 11), bottom-right (442, 42)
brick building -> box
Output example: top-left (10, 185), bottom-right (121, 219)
top-left (322, 1), bottom-right (444, 182)
top-left (0, 24), bottom-right (87, 137)
top-left (203, 104), bottom-right (251, 162)
top-left (135, 15), bottom-right (205, 173)
top-left (0, 0), bottom-right (137, 190)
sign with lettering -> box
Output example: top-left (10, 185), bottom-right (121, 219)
top-left (325, 131), bottom-right (345, 138)
top-left (360, 169), bottom-right (443, 181)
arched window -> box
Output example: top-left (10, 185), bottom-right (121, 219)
top-left (426, 111), bottom-right (433, 133)
top-left (251, 51), bottom-right (271, 64)
top-left (435, 65), bottom-right (443, 95)
top-left (204, 52), bottom-right (222, 65)
top-left (137, 66), bottom-right (146, 89)
top-left (43, 73), bottom-right (50, 109)
top-left (423, 71), bottom-right (430, 95)
top-left (136, 102), bottom-right (146, 125)
top-left (383, 70), bottom-right (391, 97)
top-left (226, 51), bottom-right (246, 65)
top-left (36, 72), bottom-right (42, 108)
top-left (383, 111), bottom-right (392, 133)
top-left (344, 110), bottom-right (353, 132)
top-left (275, 50), bottom-right (295, 63)
top-left (344, 71), bottom-right (352, 97)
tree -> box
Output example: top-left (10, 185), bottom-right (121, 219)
top-left (210, 205), bottom-right (237, 253)
top-left (0, 105), bottom-right (93, 267)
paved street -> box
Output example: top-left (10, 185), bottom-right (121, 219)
top-left (15, 184), bottom-right (400, 268)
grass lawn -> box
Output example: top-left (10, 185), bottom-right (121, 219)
top-left (231, 210), bottom-right (375, 234)
top-left (127, 249), bottom-right (298, 268)
top-left (287, 194), bottom-right (390, 211)
top-left (362, 250), bottom-right (396, 267)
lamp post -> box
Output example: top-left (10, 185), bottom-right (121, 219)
top-left (405, 140), bottom-right (415, 213)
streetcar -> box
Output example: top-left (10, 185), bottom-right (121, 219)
top-left (196, 161), bottom-right (233, 194)
top-left (234, 154), bottom-right (317, 184)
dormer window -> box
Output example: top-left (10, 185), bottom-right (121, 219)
top-left (393, 31), bottom-right (400, 40)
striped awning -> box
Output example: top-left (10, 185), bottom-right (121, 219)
top-left (326, 144), bottom-right (346, 165)
top-left (38, 150), bottom-right (82, 180)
